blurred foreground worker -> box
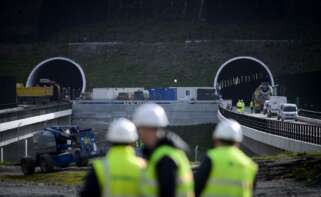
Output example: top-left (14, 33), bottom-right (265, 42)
top-left (133, 103), bottom-right (194, 197)
top-left (80, 118), bottom-right (145, 197)
top-left (194, 119), bottom-right (258, 197)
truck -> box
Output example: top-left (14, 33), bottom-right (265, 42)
top-left (253, 82), bottom-right (273, 113)
top-left (266, 96), bottom-right (287, 117)
top-left (20, 126), bottom-right (98, 175)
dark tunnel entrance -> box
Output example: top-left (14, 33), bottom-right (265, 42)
top-left (214, 57), bottom-right (274, 105)
top-left (26, 57), bottom-right (86, 99)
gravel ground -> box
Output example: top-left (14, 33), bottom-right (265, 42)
top-left (0, 166), bottom-right (82, 197)
top-left (0, 181), bottom-right (79, 197)
top-left (0, 166), bottom-right (320, 197)
top-left (255, 179), bottom-right (321, 197)
top-left (0, 178), bottom-right (320, 197)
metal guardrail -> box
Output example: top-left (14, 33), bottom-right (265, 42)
top-left (0, 102), bottom-right (72, 123)
top-left (219, 106), bottom-right (321, 145)
top-left (299, 109), bottom-right (321, 120)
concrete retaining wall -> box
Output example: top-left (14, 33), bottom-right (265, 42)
top-left (72, 101), bottom-right (219, 129)
top-left (217, 110), bottom-right (321, 154)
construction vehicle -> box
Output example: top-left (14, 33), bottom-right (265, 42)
top-left (20, 126), bottom-right (98, 175)
top-left (253, 82), bottom-right (273, 113)
top-left (16, 79), bottom-right (61, 104)
top-left (16, 84), bottom-right (54, 104)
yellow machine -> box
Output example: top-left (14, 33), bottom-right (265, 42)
top-left (16, 79), bottom-right (62, 104)
top-left (16, 84), bottom-right (54, 104)
top-left (16, 86), bottom-right (54, 97)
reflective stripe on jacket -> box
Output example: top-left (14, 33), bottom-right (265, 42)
top-left (141, 145), bottom-right (194, 197)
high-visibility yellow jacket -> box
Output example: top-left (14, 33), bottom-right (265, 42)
top-left (201, 146), bottom-right (258, 197)
top-left (141, 145), bottom-right (195, 197)
top-left (236, 101), bottom-right (243, 113)
top-left (93, 146), bottom-right (146, 197)
top-left (241, 101), bottom-right (245, 112)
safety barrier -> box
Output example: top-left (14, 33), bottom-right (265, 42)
top-left (299, 109), bottom-right (321, 120)
top-left (0, 102), bottom-right (72, 123)
top-left (219, 106), bottom-right (321, 145)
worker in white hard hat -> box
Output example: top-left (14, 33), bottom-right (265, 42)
top-left (194, 119), bottom-right (258, 197)
top-left (133, 103), bottom-right (194, 197)
top-left (80, 118), bottom-right (145, 197)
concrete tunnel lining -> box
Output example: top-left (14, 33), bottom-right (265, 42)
top-left (213, 56), bottom-right (275, 103)
top-left (26, 57), bottom-right (86, 95)
top-left (213, 56), bottom-right (275, 89)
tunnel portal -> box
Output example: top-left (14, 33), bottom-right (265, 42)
top-left (214, 56), bottom-right (274, 104)
top-left (26, 57), bottom-right (86, 99)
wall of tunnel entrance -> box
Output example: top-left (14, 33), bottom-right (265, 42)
top-left (26, 57), bottom-right (86, 99)
top-left (214, 56), bottom-right (275, 104)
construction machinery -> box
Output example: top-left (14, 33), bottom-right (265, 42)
top-left (20, 126), bottom-right (98, 175)
top-left (16, 79), bottom-right (61, 104)
top-left (253, 82), bottom-right (273, 113)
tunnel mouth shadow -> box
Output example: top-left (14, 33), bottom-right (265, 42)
top-left (214, 56), bottom-right (275, 104)
top-left (26, 57), bottom-right (86, 99)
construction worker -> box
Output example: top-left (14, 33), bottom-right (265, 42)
top-left (236, 99), bottom-right (242, 113)
top-left (133, 103), bottom-right (194, 197)
top-left (240, 99), bottom-right (245, 113)
top-left (194, 119), bottom-right (258, 197)
top-left (250, 100), bottom-right (254, 113)
top-left (80, 118), bottom-right (145, 197)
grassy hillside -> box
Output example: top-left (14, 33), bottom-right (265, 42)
top-left (1, 22), bottom-right (321, 88)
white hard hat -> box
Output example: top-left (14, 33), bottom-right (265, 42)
top-left (213, 119), bottom-right (243, 142)
top-left (106, 118), bottom-right (138, 143)
top-left (133, 103), bottom-right (169, 128)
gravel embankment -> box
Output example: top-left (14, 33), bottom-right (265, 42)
top-left (0, 158), bottom-right (320, 197)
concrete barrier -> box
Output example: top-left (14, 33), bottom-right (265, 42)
top-left (218, 110), bottom-right (321, 153)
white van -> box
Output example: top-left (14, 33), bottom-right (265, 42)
top-left (277, 103), bottom-right (298, 121)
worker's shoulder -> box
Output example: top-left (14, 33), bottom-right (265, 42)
top-left (133, 156), bottom-right (146, 168)
top-left (238, 151), bottom-right (258, 170)
top-left (91, 157), bottom-right (107, 168)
